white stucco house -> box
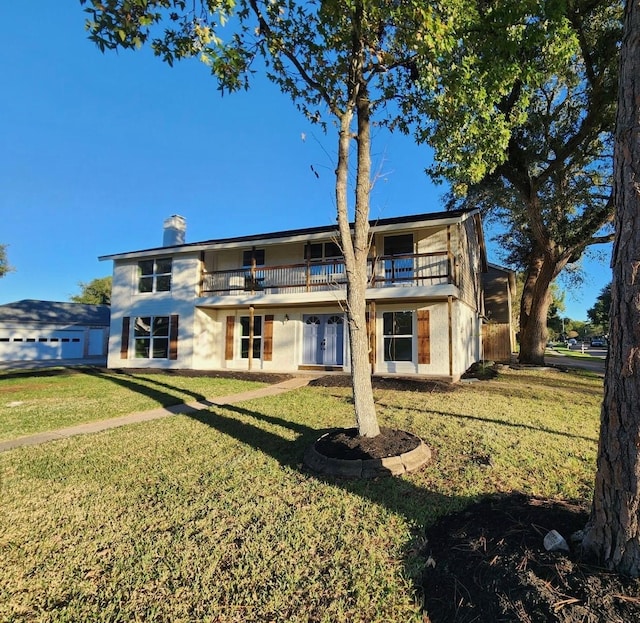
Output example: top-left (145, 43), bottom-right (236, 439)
top-left (100, 209), bottom-right (505, 381)
top-left (0, 300), bottom-right (110, 364)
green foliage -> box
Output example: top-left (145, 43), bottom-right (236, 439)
top-left (0, 244), bottom-right (13, 279)
top-left (70, 276), bottom-right (113, 305)
top-left (587, 282), bottom-right (611, 330)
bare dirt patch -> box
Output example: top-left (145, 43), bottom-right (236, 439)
top-left (421, 494), bottom-right (640, 622)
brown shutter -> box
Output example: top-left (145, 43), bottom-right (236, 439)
top-left (169, 315), bottom-right (179, 360)
top-left (366, 311), bottom-right (376, 365)
top-left (417, 309), bottom-right (430, 364)
top-left (120, 317), bottom-right (130, 359)
top-left (263, 315), bottom-right (274, 361)
top-left (225, 316), bottom-right (235, 360)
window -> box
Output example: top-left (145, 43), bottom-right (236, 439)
top-left (307, 241), bottom-right (344, 279)
top-left (383, 234), bottom-right (414, 283)
top-left (138, 258), bottom-right (172, 293)
top-left (242, 248), bottom-right (265, 268)
top-left (307, 241), bottom-right (342, 261)
top-left (383, 311), bottom-right (413, 362)
top-left (240, 315), bottom-right (262, 359)
top-left (134, 316), bottom-right (170, 358)
top-left (242, 249), bottom-right (265, 290)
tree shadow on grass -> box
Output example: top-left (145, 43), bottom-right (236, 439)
top-left (186, 401), bottom-right (474, 617)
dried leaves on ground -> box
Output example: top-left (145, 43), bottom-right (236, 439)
top-left (421, 494), bottom-right (640, 623)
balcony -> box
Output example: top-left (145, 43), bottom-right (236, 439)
top-left (200, 251), bottom-right (454, 296)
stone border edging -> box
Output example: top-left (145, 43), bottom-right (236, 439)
top-left (303, 432), bottom-right (432, 479)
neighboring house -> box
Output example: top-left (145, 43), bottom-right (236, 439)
top-left (101, 210), bottom-right (496, 381)
top-left (0, 300), bottom-right (110, 363)
top-left (481, 264), bottom-right (517, 362)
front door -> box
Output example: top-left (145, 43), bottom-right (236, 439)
top-left (302, 314), bottom-right (344, 366)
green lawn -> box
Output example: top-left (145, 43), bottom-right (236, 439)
top-left (0, 368), bottom-right (266, 441)
top-left (0, 367), bottom-right (603, 622)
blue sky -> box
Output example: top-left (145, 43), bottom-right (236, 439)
top-left (0, 3), bottom-right (612, 320)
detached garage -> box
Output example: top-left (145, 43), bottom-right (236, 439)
top-left (0, 300), bottom-right (110, 364)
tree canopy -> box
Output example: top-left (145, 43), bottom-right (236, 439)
top-left (416, 0), bottom-right (621, 364)
top-left (0, 244), bottom-right (12, 279)
top-left (587, 282), bottom-right (612, 332)
top-left (70, 276), bottom-right (112, 305)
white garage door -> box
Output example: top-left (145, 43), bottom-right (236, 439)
top-left (0, 329), bottom-right (85, 361)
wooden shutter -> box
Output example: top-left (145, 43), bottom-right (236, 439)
top-left (366, 311), bottom-right (376, 365)
top-left (263, 315), bottom-right (274, 361)
top-left (120, 317), bottom-right (130, 359)
top-left (417, 309), bottom-right (430, 364)
top-left (225, 316), bottom-right (235, 360)
top-left (169, 315), bottom-right (179, 360)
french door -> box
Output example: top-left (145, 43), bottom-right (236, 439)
top-left (302, 314), bottom-right (344, 366)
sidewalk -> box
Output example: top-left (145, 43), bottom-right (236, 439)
top-left (0, 375), bottom-right (318, 453)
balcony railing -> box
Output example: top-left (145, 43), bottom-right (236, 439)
top-left (200, 251), bottom-right (454, 296)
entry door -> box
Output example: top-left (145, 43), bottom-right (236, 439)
top-left (303, 314), bottom-right (344, 366)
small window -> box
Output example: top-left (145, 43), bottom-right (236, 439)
top-left (26, 338), bottom-right (36, 342)
top-left (50, 338), bottom-right (59, 342)
top-left (38, 338), bottom-right (48, 342)
top-left (240, 315), bottom-right (262, 359)
top-left (138, 258), bottom-right (172, 293)
top-left (61, 338), bottom-right (70, 343)
top-left (13, 338), bottom-right (23, 342)
top-left (72, 338), bottom-right (81, 343)
top-left (383, 311), bottom-right (413, 362)
top-left (0, 338), bottom-right (9, 342)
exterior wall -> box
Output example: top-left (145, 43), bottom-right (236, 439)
top-left (193, 305), bottom-right (350, 373)
top-left (456, 217), bottom-right (484, 312)
top-left (104, 212), bottom-right (487, 378)
top-left (453, 300), bottom-right (482, 377)
top-left (107, 253), bottom-right (200, 369)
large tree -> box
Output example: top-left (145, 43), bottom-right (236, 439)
top-left (581, 0), bottom-right (640, 577)
top-left (407, 0), bottom-right (621, 365)
top-left (80, 0), bottom-right (466, 437)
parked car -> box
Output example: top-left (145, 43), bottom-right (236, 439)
top-left (590, 337), bottom-right (606, 348)
top-left (567, 338), bottom-right (577, 346)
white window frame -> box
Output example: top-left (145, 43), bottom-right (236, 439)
top-left (137, 258), bottom-right (173, 293)
top-left (134, 316), bottom-right (170, 359)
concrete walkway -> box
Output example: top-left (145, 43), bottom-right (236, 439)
top-left (0, 376), bottom-right (318, 453)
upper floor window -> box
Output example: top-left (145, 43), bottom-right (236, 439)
top-left (242, 249), bottom-right (265, 268)
top-left (307, 241), bottom-right (342, 261)
top-left (138, 258), bottom-right (172, 293)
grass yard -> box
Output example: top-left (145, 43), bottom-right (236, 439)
top-left (0, 368), bottom-right (267, 441)
top-left (0, 367), bottom-right (603, 622)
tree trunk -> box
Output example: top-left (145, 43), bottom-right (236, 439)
top-left (581, 0), bottom-right (640, 577)
top-left (334, 85), bottom-right (380, 438)
top-left (518, 251), bottom-right (556, 365)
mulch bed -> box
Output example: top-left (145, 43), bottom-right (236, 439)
top-left (308, 374), bottom-right (455, 393)
top-left (314, 426), bottom-right (421, 460)
top-left (420, 494), bottom-right (640, 622)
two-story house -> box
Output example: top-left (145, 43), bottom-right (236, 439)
top-left (101, 209), bottom-right (493, 381)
